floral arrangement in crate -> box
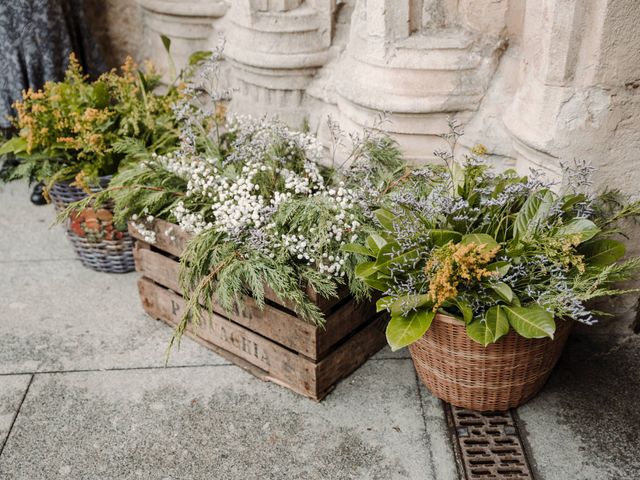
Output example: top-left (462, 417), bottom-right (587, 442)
top-left (65, 49), bottom-right (403, 341)
top-left (352, 123), bottom-right (640, 350)
top-left (0, 53), bottom-right (181, 192)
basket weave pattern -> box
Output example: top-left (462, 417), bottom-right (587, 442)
top-left (48, 177), bottom-right (111, 212)
top-left (409, 314), bottom-right (572, 411)
top-left (67, 232), bottom-right (135, 273)
top-left (48, 177), bottom-right (135, 274)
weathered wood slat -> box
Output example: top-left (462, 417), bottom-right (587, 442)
top-left (138, 277), bottom-right (319, 398)
top-left (315, 315), bottom-right (388, 396)
top-left (316, 297), bottom-right (378, 358)
top-left (133, 239), bottom-right (377, 360)
top-left (131, 219), bottom-right (386, 400)
top-left (128, 218), bottom-right (189, 258)
top-left (138, 277), bottom-right (387, 400)
top-left (134, 246), bottom-right (320, 358)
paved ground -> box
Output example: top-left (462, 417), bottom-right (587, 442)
top-left (1, 181), bottom-right (639, 479)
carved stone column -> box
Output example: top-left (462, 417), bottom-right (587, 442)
top-left (223, 0), bottom-right (336, 127)
top-left (137, 0), bottom-right (228, 79)
top-left (503, 0), bottom-right (640, 186)
top-left (501, 0), bottom-right (640, 326)
top-left (322, 0), bottom-right (508, 161)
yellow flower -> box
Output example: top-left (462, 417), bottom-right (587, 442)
top-left (424, 241), bottom-right (499, 310)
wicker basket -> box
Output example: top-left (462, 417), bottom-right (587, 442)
top-left (409, 313), bottom-right (572, 411)
top-left (48, 176), bottom-right (112, 212)
top-left (49, 176), bottom-right (135, 274)
top-left (67, 230), bottom-right (135, 273)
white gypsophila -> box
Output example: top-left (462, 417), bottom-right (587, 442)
top-left (149, 115), bottom-right (369, 279)
top-left (173, 201), bottom-right (213, 235)
top-left (209, 162), bottom-right (326, 239)
top-left (160, 152), bottom-right (220, 198)
top-left (130, 212), bottom-right (157, 244)
top-left (210, 167), bottom-right (267, 237)
top-left (317, 183), bottom-right (362, 276)
top-left (271, 182), bottom-right (363, 278)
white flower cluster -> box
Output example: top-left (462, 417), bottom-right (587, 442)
top-left (280, 233), bottom-right (313, 263)
top-left (160, 152), bottom-right (220, 199)
top-left (317, 184), bottom-right (362, 276)
top-left (146, 116), bottom-right (370, 279)
top-left (265, 182), bottom-right (364, 278)
top-left (173, 202), bottom-right (213, 235)
top-left (318, 252), bottom-right (346, 276)
top-left (210, 165), bottom-right (267, 236)
top-left (131, 212), bottom-right (157, 243)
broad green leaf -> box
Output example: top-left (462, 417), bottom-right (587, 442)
top-left (160, 34), bottom-right (177, 82)
top-left (379, 248), bottom-right (422, 271)
top-left (387, 294), bottom-right (432, 316)
top-left (467, 306), bottom-right (510, 346)
top-left (491, 282), bottom-right (513, 303)
top-left (0, 136), bottom-right (27, 155)
top-left (450, 161), bottom-right (465, 194)
top-left (427, 229), bottom-right (462, 246)
top-left (342, 243), bottom-right (372, 257)
top-left (452, 297), bottom-right (473, 324)
top-left (366, 234), bottom-right (387, 256)
top-left (460, 233), bottom-right (499, 253)
top-left (354, 261), bottom-right (378, 279)
top-left (161, 34), bottom-right (171, 51)
top-left (503, 306), bottom-right (555, 339)
top-left (375, 242), bottom-right (400, 268)
top-left (486, 261), bottom-right (511, 277)
top-left (188, 50), bottom-right (213, 66)
top-left (561, 193), bottom-right (587, 213)
top-left (376, 296), bottom-right (395, 313)
top-left (466, 319), bottom-right (495, 347)
top-left (510, 294), bottom-right (521, 307)
top-left (386, 310), bottom-right (435, 351)
top-left (485, 306), bottom-right (509, 342)
top-left (362, 276), bottom-right (389, 292)
top-left (579, 238), bottom-right (625, 266)
top-left (374, 208), bottom-right (396, 231)
top-left (557, 218), bottom-right (600, 243)
top-left (514, 189), bottom-right (555, 240)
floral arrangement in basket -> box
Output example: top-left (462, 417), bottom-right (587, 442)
top-left (69, 208), bottom-right (124, 242)
top-left (352, 124), bottom-right (640, 351)
top-left (65, 49), bottom-right (403, 342)
top-left (0, 53), bottom-right (181, 194)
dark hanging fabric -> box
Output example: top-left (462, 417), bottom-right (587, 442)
top-left (0, 0), bottom-right (107, 128)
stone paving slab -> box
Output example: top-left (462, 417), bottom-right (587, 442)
top-left (0, 182), bottom-right (73, 262)
top-left (0, 260), bottom-right (227, 373)
top-left (0, 360), bottom-right (451, 480)
top-left (419, 385), bottom-right (458, 480)
top-left (0, 375), bottom-right (31, 451)
top-left (517, 333), bottom-right (640, 480)
top-left (373, 345), bottom-right (411, 360)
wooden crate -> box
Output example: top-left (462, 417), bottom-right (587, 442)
top-left (129, 219), bottom-right (387, 400)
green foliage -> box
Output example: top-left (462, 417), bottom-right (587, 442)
top-left (354, 127), bottom-right (640, 349)
top-left (386, 310), bottom-right (435, 351)
top-left (502, 306), bottom-right (555, 339)
top-left (63, 83), bottom-right (403, 351)
top-left (0, 54), bottom-right (181, 189)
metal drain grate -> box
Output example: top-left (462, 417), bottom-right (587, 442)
top-left (446, 405), bottom-right (534, 479)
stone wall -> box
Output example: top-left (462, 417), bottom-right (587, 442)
top-left (86, 0), bottom-right (145, 68)
top-left (97, 0), bottom-right (640, 198)
top-left (100, 0), bottom-right (640, 327)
